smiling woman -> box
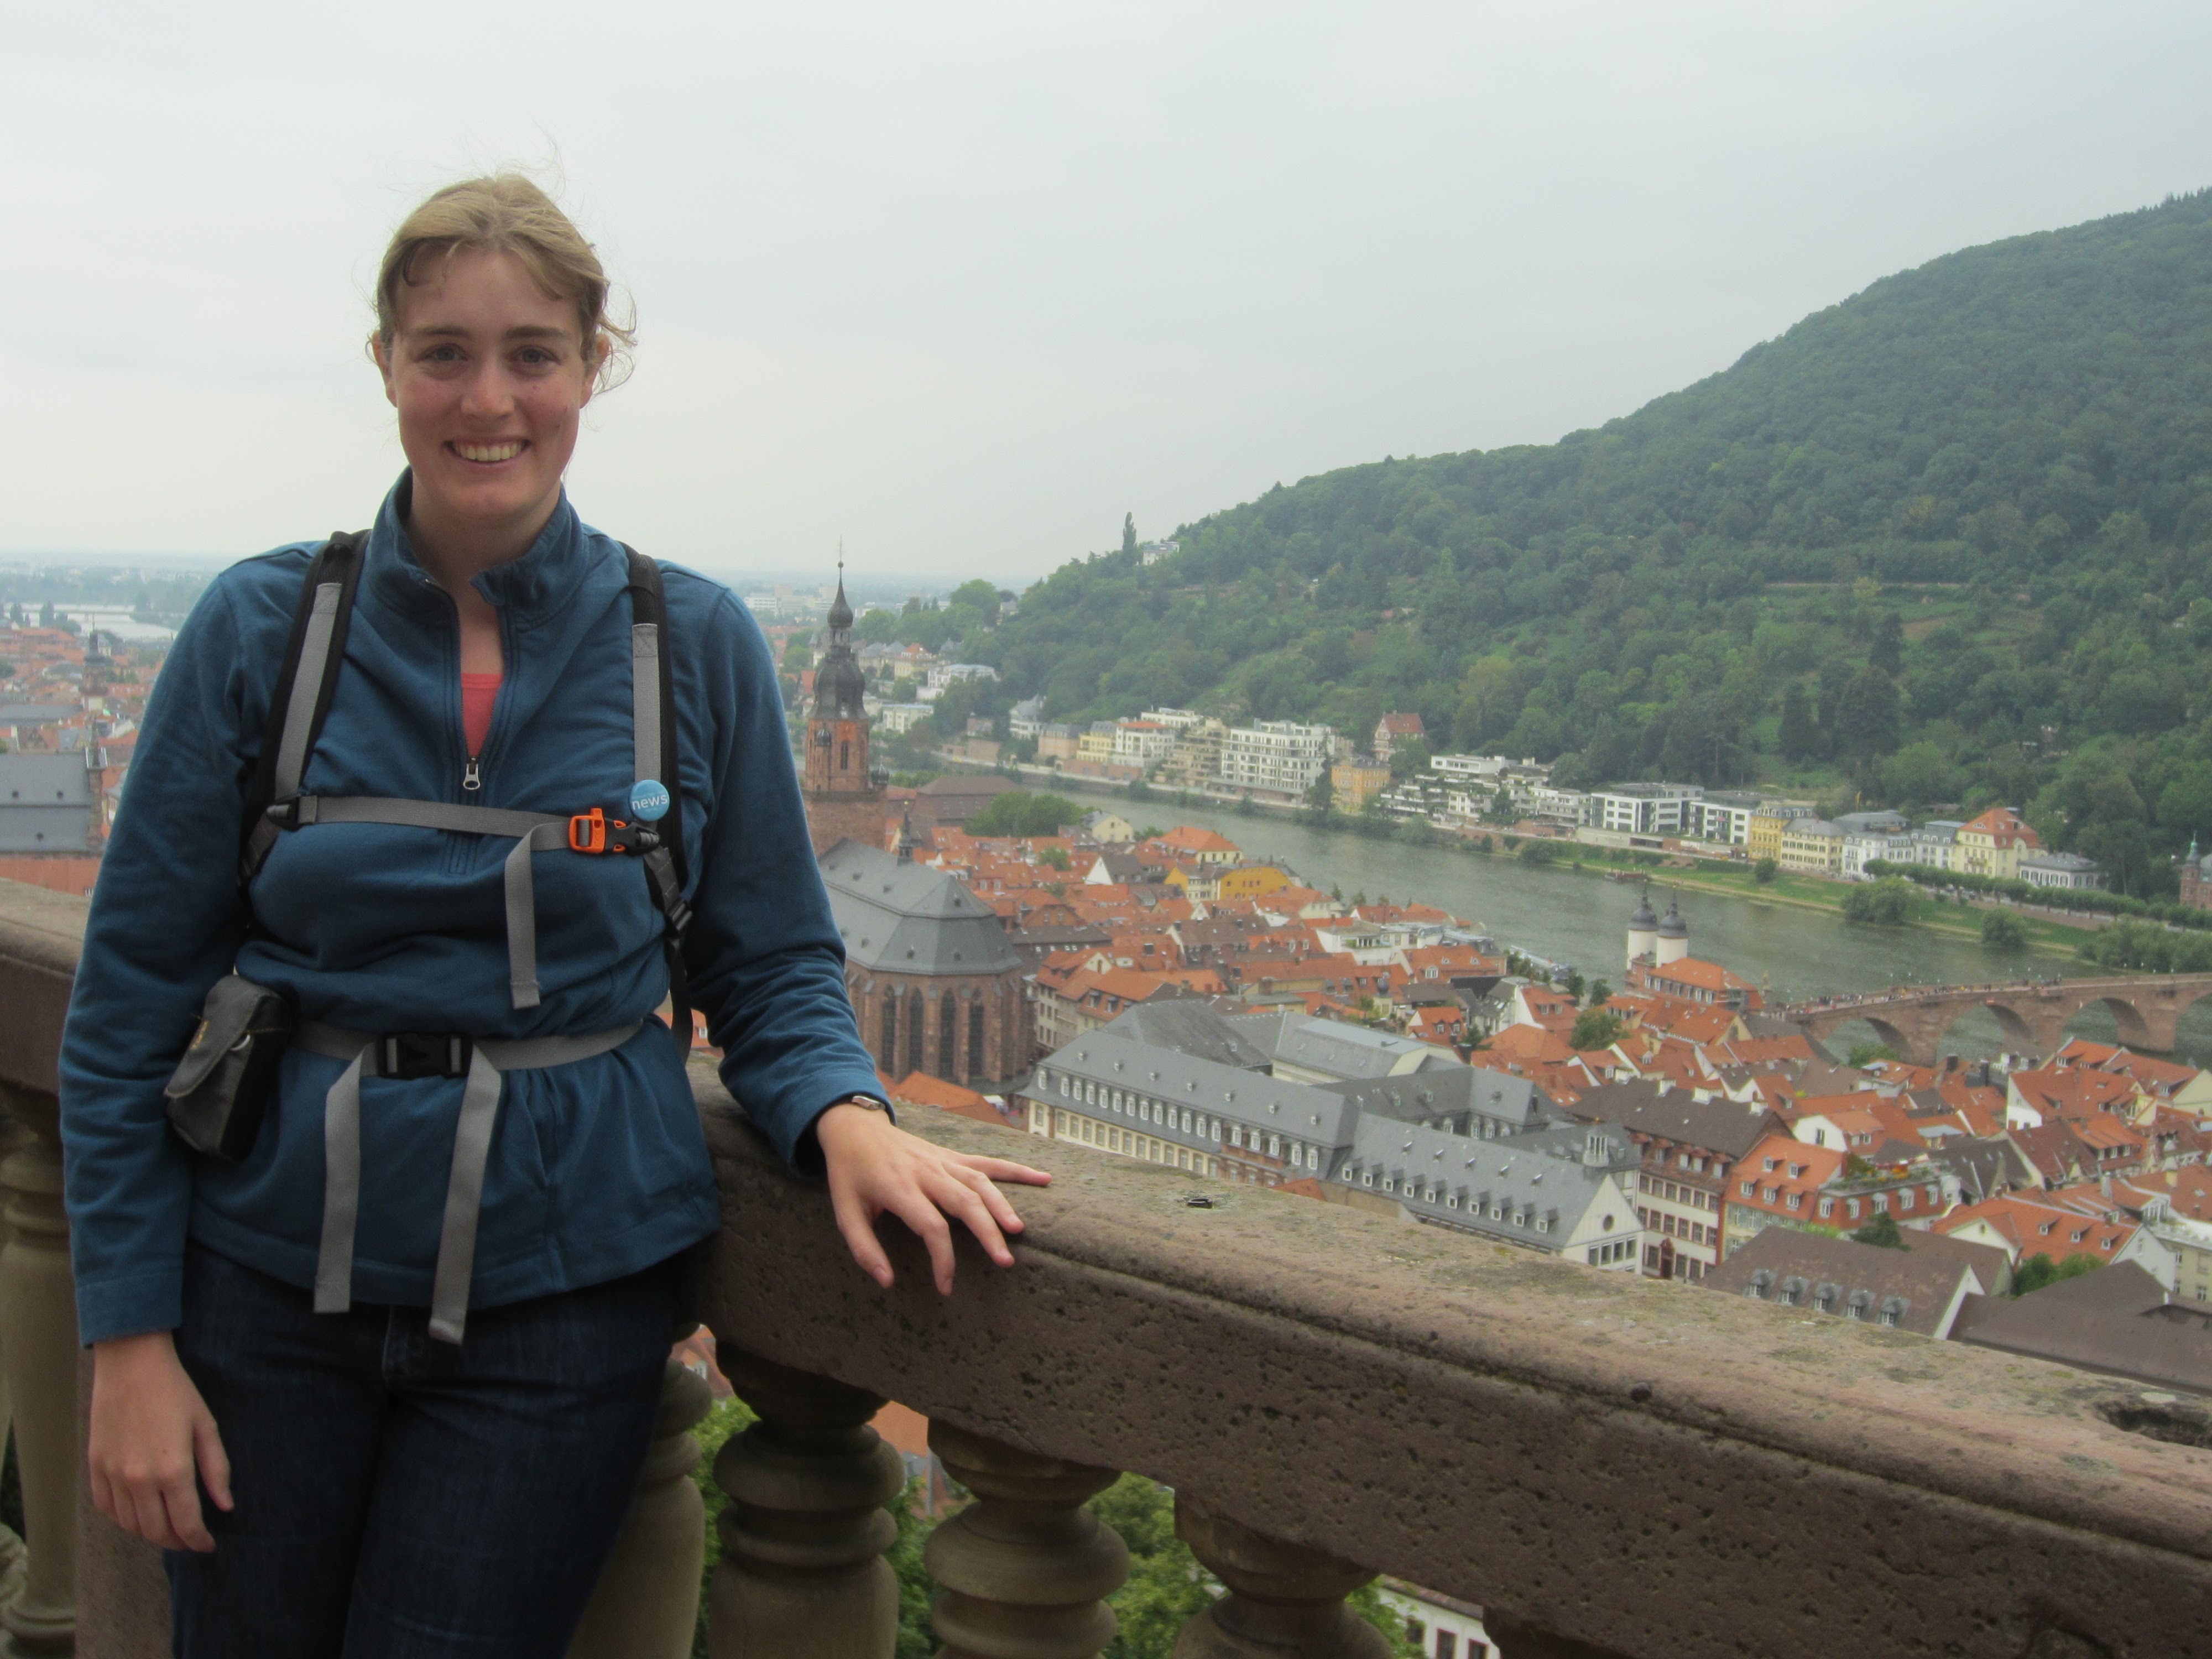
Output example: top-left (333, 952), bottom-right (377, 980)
top-left (59, 173), bottom-right (1049, 1659)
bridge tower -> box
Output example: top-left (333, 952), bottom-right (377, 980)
top-left (1656, 900), bottom-right (1689, 967)
top-left (1627, 889), bottom-right (1658, 971)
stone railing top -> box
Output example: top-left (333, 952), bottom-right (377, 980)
top-left (0, 878), bottom-right (89, 1095)
top-left (691, 1081), bottom-right (2212, 1659)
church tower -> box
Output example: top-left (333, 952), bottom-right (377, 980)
top-left (802, 567), bottom-right (888, 856)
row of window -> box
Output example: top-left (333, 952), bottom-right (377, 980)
top-left (874, 989), bottom-right (987, 1084)
top-left (1361, 1172), bottom-right (1555, 1233)
top-left (1039, 1068), bottom-right (1322, 1168)
top-left (1048, 1107), bottom-right (1214, 1175)
top-left (1640, 1175), bottom-right (1715, 1211)
top-left (1588, 1240), bottom-right (1633, 1265)
top-left (1640, 1208), bottom-right (1711, 1247)
top-left (1744, 1271), bottom-right (1906, 1325)
top-left (1657, 1147), bottom-right (1725, 1177)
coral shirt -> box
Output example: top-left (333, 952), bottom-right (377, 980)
top-left (461, 671), bottom-right (502, 756)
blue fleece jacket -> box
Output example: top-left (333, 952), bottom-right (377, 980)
top-left (59, 476), bottom-right (885, 1346)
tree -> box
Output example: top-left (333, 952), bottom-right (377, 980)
top-left (967, 791), bottom-right (1083, 837)
top-left (1563, 969), bottom-right (1586, 1000)
top-left (1840, 877), bottom-right (1918, 926)
top-left (1753, 858), bottom-right (1778, 885)
top-left (1584, 978), bottom-right (1612, 1008)
top-left (1979, 910), bottom-right (2027, 948)
top-left (1570, 1008), bottom-right (1628, 1051)
top-left (1832, 666), bottom-right (1902, 764)
top-left (1869, 611), bottom-right (1903, 675)
top-left (1845, 1041), bottom-right (1899, 1068)
top-left (1777, 682), bottom-right (1820, 763)
top-left (1387, 736), bottom-right (1431, 782)
top-left (1305, 772), bottom-right (1335, 815)
top-left (2012, 1253), bottom-right (2104, 1297)
top-left (1851, 1212), bottom-right (1906, 1249)
top-left (1039, 845), bottom-right (1071, 870)
top-left (1122, 514), bottom-right (1138, 559)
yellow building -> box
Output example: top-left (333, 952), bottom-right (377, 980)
top-left (1331, 759), bottom-right (1390, 814)
top-left (1747, 804), bottom-right (1814, 864)
top-left (1955, 806), bottom-right (2040, 880)
top-left (1076, 728), bottom-right (1117, 764)
top-left (1777, 818), bottom-right (1844, 875)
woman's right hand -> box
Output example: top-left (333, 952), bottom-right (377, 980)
top-left (87, 1331), bottom-right (232, 1552)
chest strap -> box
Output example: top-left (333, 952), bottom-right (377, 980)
top-left (270, 799), bottom-right (572, 1008)
top-left (296, 1018), bottom-right (642, 1344)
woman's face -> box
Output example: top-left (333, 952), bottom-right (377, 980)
top-left (374, 247), bottom-right (597, 547)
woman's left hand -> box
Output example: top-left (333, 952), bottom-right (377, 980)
top-left (815, 1102), bottom-right (1051, 1294)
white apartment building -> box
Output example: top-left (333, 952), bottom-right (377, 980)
top-left (2020, 851), bottom-right (2106, 890)
top-left (924, 662), bottom-right (1000, 692)
top-left (1589, 782), bottom-right (1702, 837)
top-left (1110, 719), bottom-right (1177, 768)
top-left (1006, 696), bottom-right (1048, 739)
top-left (873, 703), bottom-right (934, 734)
top-left (1218, 721), bottom-right (1332, 796)
top-left (1686, 791), bottom-right (1762, 846)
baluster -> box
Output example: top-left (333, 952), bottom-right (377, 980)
top-left (0, 1086), bottom-right (74, 1658)
top-left (924, 1422), bottom-right (1128, 1659)
top-left (707, 1344), bottom-right (902, 1659)
top-left (568, 1356), bottom-right (714, 1659)
top-left (1171, 1496), bottom-right (1387, 1658)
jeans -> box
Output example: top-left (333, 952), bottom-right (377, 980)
top-left (166, 1241), bottom-right (677, 1658)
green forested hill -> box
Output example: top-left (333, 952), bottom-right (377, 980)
top-left (890, 190), bottom-right (2212, 894)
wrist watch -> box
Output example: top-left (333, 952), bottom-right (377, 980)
top-left (828, 1093), bottom-right (890, 1115)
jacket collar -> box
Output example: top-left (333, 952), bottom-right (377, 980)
top-left (364, 471), bottom-right (607, 627)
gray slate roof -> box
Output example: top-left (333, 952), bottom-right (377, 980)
top-left (0, 752), bottom-right (95, 853)
top-left (1098, 1000), bottom-right (1275, 1071)
top-left (1705, 1225), bottom-right (2007, 1338)
top-left (1322, 1068), bottom-right (1556, 1137)
top-left (1226, 1009), bottom-right (1461, 1082)
top-left (1571, 1079), bottom-right (1779, 1159)
top-left (820, 839), bottom-right (1021, 976)
top-left (1030, 1030), bottom-right (1362, 1154)
top-left (1335, 1117), bottom-right (1640, 1250)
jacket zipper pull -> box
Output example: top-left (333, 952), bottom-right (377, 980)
top-left (463, 756), bottom-right (482, 793)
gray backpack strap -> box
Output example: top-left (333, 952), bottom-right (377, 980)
top-left (240, 531), bottom-right (367, 883)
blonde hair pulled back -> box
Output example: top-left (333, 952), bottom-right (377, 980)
top-left (374, 173), bottom-right (635, 389)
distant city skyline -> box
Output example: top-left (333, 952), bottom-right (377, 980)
top-left (8, 3), bottom-right (2212, 585)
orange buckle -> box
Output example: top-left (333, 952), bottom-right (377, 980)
top-left (568, 807), bottom-right (610, 854)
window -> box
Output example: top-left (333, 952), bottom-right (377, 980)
top-left (1818, 1198), bottom-right (1834, 1219)
top-left (880, 995), bottom-right (898, 1074)
top-left (1437, 1634), bottom-right (1457, 1659)
top-left (940, 995), bottom-right (956, 1077)
top-left (1900, 1188), bottom-right (1914, 1211)
top-left (1739, 1181), bottom-right (1754, 1197)
top-left (1778, 1278), bottom-right (1804, 1307)
top-left (1846, 1291), bottom-right (1872, 1322)
top-left (1878, 1297), bottom-right (1906, 1327)
top-left (1813, 1284), bottom-right (1838, 1313)
top-left (966, 1003), bottom-right (983, 1083)
top-left (1745, 1271), bottom-right (1772, 1300)
top-left (1846, 1199), bottom-right (1861, 1220)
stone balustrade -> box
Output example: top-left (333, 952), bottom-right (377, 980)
top-left (5, 876), bottom-right (2212, 1659)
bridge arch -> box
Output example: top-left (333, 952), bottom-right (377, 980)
top-left (2061, 994), bottom-right (2157, 1052)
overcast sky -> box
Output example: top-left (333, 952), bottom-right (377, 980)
top-left (6, 2), bottom-right (2210, 590)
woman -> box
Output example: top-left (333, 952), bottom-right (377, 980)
top-left (61, 174), bottom-right (1047, 1656)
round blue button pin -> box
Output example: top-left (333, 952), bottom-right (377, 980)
top-left (630, 779), bottom-right (671, 822)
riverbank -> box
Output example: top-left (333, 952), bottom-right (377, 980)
top-left (939, 757), bottom-right (2090, 960)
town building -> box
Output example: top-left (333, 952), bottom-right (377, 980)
top-left (1954, 806), bottom-right (2040, 880)
top-left (1588, 782), bottom-right (1702, 838)
top-left (1709, 1227), bottom-right (2010, 1335)
top-left (2019, 851), bottom-right (2106, 890)
top-left (0, 751), bottom-right (100, 854)
top-left (1153, 717), bottom-right (1228, 791)
top-left (1776, 817), bottom-right (1844, 875)
top-left (820, 838), bottom-right (1031, 1087)
top-left (1372, 712), bottom-right (1426, 763)
top-left (1332, 757), bottom-right (1390, 814)
top-left (1575, 1079), bottom-right (1780, 1282)
top-left (1334, 1118), bottom-right (1644, 1269)
top-left (1218, 721), bottom-right (1331, 798)
top-left (1745, 804), bottom-right (1816, 864)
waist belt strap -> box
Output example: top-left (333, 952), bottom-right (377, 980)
top-left (295, 1018), bottom-right (644, 1344)
top-left (287, 799), bottom-right (569, 1009)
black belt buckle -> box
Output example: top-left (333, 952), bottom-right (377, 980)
top-left (377, 1032), bottom-right (472, 1079)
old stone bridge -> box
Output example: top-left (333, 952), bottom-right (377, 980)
top-left (1783, 973), bottom-right (2212, 1063)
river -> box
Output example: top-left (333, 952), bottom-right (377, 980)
top-left (1063, 789), bottom-right (2212, 1062)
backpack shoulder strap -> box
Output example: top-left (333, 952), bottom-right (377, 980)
top-left (622, 546), bottom-right (695, 1051)
top-left (241, 531), bottom-right (366, 881)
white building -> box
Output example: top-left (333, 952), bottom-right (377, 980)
top-left (1218, 721), bottom-right (1332, 796)
top-left (1589, 782), bottom-right (1702, 837)
top-left (2019, 851), bottom-right (2105, 890)
top-left (1138, 706), bottom-right (1208, 732)
top-left (874, 702), bottom-right (935, 734)
top-left (924, 662), bottom-right (1000, 692)
top-left (1686, 791), bottom-right (1762, 846)
top-left (1007, 696), bottom-right (1048, 739)
top-left (1110, 719), bottom-right (1178, 769)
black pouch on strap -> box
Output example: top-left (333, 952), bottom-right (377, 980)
top-left (164, 975), bottom-right (295, 1162)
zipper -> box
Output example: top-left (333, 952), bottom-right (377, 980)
top-left (463, 755), bottom-right (482, 792)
